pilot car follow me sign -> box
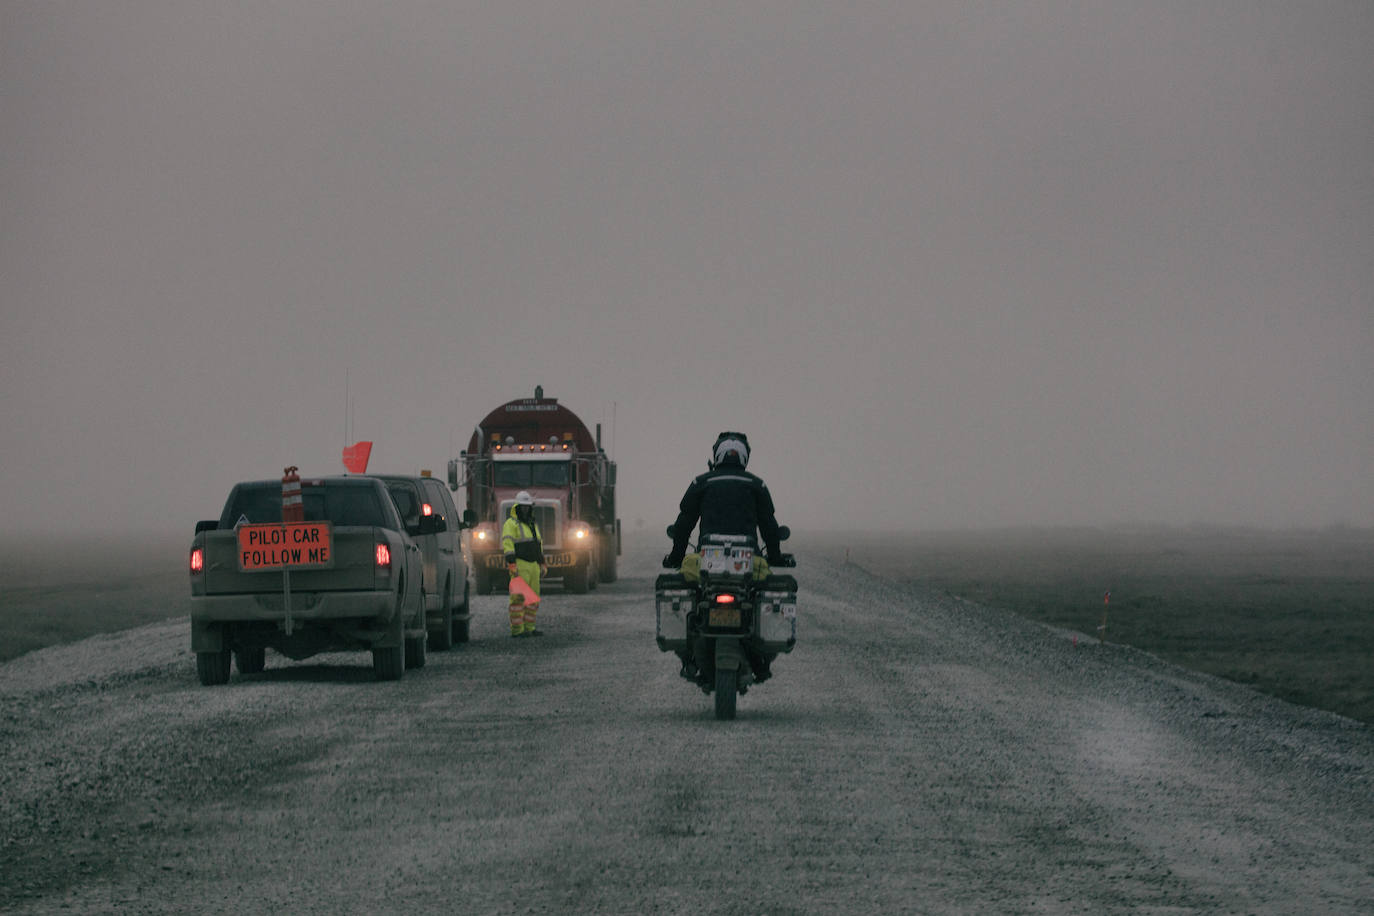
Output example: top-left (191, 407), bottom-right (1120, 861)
top-left (236, 522), bottom-right (334, 571)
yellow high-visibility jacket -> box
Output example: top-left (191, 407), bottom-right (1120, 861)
top-left (502, 506), bottom-right (543, 595)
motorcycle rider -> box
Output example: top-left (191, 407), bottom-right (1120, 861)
top-left (503, 491), bottom-right (547, 637)
top-left (664, 431), bottom-right (786, 682)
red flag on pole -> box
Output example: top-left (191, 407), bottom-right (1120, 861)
top-left (342, 441), bottom-right (373, 474)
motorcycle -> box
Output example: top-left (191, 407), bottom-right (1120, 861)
top-left (656, 526), bottom-right (797, 720)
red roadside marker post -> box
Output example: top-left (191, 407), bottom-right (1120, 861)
top-left (1097, 590), bottom-right (1110, 644)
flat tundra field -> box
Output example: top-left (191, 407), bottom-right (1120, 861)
top-left (1, 530), bottom-right (1371, 913)
top-left (828, 526), bottom-right (1374, 724)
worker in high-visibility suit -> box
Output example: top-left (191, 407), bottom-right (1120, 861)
top-left (502, 490), bottom-right (547, 637)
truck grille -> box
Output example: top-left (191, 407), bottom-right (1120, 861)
top-left (534, 505), bottom-right (560, 548)
top-left (498, 501), bottom-right (561, 549)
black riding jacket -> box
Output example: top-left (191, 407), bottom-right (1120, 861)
top-left (669, 462), bottom-right (783, 562)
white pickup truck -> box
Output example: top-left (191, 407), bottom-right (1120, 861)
top-left (188, 476), bottom-right (429, 684)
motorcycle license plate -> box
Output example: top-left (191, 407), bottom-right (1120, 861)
top-left (708, 607), bottom-right (741, 627)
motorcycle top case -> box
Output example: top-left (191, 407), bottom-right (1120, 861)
top-left (755, 574), bottom-right (798, 653)
top-left (654, 573), bottom-right (693, 652)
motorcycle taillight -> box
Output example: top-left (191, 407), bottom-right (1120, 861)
top-left (714, 593), bottom-right (737, 605)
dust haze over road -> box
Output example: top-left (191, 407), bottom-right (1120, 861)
top-left (2, 539), bottom-right (1370, 914)
top-left (3, 2), bottom-right (1373, 539)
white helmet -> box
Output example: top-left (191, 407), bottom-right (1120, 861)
top-left (515, 490), bottom-right (534, 506)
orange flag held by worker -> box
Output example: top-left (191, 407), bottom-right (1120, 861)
top-left (509, 574), bottom-right (540, 609)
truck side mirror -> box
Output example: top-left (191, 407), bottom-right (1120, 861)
top-left (418, 514), bottom-right (446, 535)
top-left (447, 458), bottom-right (460, 490)
top-left (462, 509), bottom-right (476, 529)
top-left (195, 519), bottom-right (218, 534)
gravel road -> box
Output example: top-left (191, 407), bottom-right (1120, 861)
top-left (2, 538), bottom-right (1371, 914)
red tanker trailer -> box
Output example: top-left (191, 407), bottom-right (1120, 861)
top-left (448, 387), bottom-right (620, 594)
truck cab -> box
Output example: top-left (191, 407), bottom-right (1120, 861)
top-left (466, 448), bottom-right (596, 593)
top-left (452, 388), bottom-right (619, 595)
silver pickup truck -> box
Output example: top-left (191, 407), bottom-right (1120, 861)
top-left (188, 476), bottom-right (428, 684)
top-left (375, 473), bottom-right (474, 649)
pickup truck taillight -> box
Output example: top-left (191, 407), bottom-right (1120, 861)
top-left (189, 547), bottom-right (204, 574)
top-left (375, 543), bottom-right (392, 568)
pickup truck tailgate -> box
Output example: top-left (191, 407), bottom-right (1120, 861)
top-left (199, 528), bottom-right (385, 594)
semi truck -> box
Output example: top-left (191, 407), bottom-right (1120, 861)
top-left (449, 387), bottom-right (620, 594)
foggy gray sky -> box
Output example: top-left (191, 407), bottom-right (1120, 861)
top-left (3, 1), bottom-right (1371, 537)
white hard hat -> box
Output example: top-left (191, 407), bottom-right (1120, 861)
top-left (515, 490), bottom-right (535, 506)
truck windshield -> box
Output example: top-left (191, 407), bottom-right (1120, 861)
top-left (220, 482), bottom-right (388, 528)
top-left (493, 462), bottom-right (569, 488)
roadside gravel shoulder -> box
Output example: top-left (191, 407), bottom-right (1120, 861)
top-left (0, 618), bottom-right (189, 697)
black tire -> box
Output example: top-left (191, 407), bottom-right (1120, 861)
top-left (233, 647), bottom-right (266, 675)
top-left (599, 535), bottom-right (618, 583)
top-left (196, 649), bottom-right (231, 686)
top-left (405, 588), bottom-right (427, 669)
top-left (375, 608), bottom-right (406, 681)
top-left (405, 596), bottom-right (427, 670)
top-left (405, 635), bottom-right (426, 669)
top-left (452, 580), bottom-right (471, 644)
top-left (565, 563), bottom-right (589, 594)
top-left (373, 643), bottom-right (404, 681)
top-left (429, 581), bottom-right (454, 651)
top-left (714, 666), bottom-right (738, 720)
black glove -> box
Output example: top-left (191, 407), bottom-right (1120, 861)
top-left (662, 553), bottom-right (683, 569)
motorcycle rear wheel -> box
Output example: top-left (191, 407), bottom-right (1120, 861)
top-left (714, 667), bottom-right (738, 720)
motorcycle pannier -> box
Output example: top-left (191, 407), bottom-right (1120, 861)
top-left (755, 574), bottom-right (797, 653)
top-left (654, 573), bottom-right (693, 652)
